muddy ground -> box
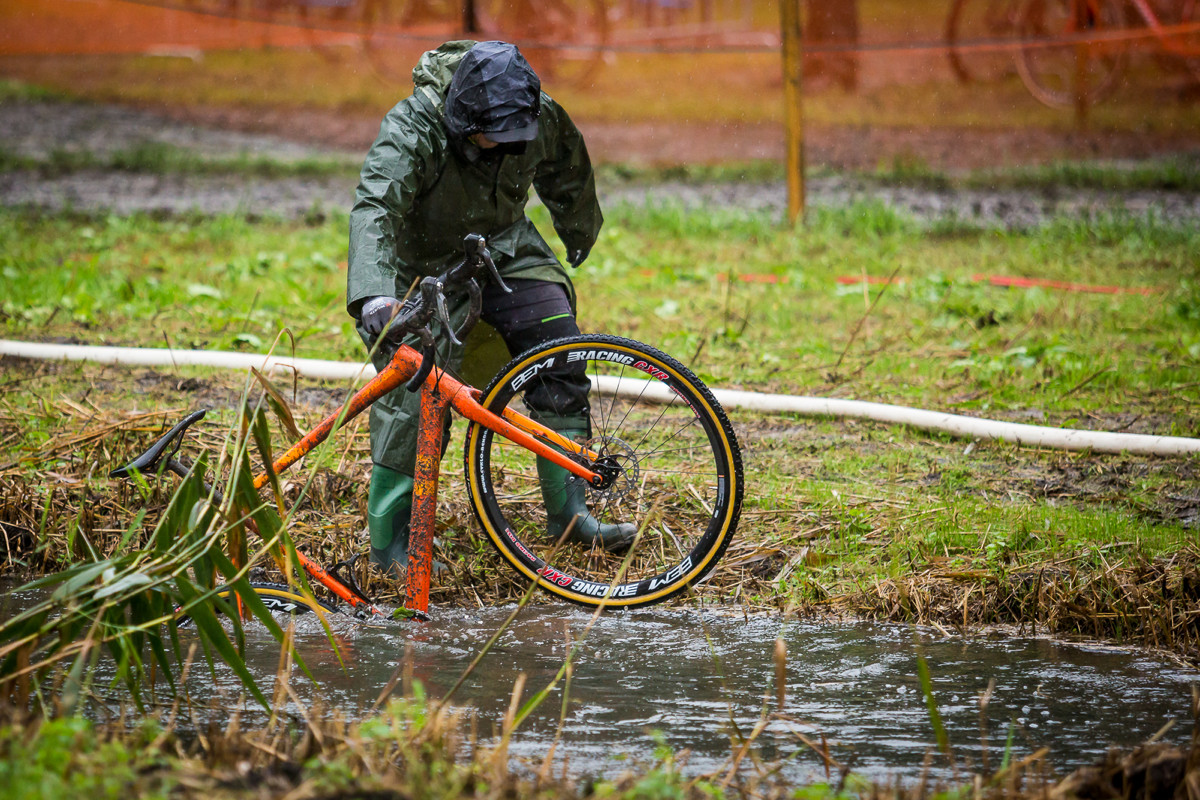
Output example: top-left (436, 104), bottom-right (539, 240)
top-left (2, 97), bottom-right (1199, 225)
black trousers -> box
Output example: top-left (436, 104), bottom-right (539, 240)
top-left (480, 278), bottom-right (591, 428)
top-left (360, 277), bottom-right (592, 475)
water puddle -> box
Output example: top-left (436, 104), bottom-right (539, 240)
top-left (3, 581), bottom-right (1196, 781)
top-left (133, 603), bottom-right (1200, 779)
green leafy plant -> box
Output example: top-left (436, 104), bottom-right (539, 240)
top-left (0, 396), bottom-right (319, 715)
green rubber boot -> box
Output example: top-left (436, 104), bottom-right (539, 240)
top-left (537, 429), bottom-right (637, 552)
top-left (368, 466), bottom-right (413, 578)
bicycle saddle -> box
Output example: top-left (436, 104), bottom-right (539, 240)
top-left (109, 409), bottom-right (208, 479)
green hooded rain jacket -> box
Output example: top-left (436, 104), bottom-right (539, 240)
top-left (346, 40), bottom-right (602, 476)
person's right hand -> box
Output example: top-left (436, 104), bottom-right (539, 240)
top-left (360, 296), bottom-right (401, 338)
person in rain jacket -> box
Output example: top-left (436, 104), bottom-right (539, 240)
top-left (347, 40), bottom-right (635, 576)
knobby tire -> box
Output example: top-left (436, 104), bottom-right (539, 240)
top-left (464, 335), bottom-right (743, 608)
top-left (178, 582), bottom-right (341, 623)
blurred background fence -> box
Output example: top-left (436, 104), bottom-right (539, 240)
top-left (1, 0), bottom-right (1197, 169)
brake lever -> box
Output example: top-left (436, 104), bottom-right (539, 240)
top-left (433, 281), bottom-right (462, 347)
top-left (483, 248), bottom-right (511, 294)
top-left (454, 279), bottom-right (482, 342)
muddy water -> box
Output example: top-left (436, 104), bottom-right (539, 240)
top-left (135, 604), bottom-right (1200, 781)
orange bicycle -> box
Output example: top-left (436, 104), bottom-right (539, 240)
top-left (110, 234), bottom-right (744, 620)
top-left (1015, 0), bottom-right (1200, 107)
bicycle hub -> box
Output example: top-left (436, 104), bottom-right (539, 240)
top-left (589, 455), bottom-right (623, 490)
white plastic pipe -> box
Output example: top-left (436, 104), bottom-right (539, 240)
top-left (592, 377), bottom-right (1200, 457)
top-left (0, 339), bottom-right (372, 381)
top-left (4, 339), bottom-right (1198, 457)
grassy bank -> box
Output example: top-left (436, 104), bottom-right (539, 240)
top-left (0, 691), bottom-right (721, 800)
top-left (1, 196), bottom-right (1197, 657)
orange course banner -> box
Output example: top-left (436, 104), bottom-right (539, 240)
top-left (0, 0), bottom-right (340, 57)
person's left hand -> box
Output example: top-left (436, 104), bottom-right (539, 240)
top-left (360, 296), bottom-right (401, 338)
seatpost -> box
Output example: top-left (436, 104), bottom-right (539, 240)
top-left (404, 377), bottom-right (454, 618)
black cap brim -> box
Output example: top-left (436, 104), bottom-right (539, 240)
top-left (483, 119), bottom-right (539, 143)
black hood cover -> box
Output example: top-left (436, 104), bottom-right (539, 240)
top-left (444, 41), bottom-right (541, 143)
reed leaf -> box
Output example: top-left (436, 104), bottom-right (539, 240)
top-left (916, 654), bottom-right (949, 755)
top-left (0, 415), bottom-right (312, 716)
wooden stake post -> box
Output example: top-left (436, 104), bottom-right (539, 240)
top-left (779, 0), bottom-right (806, 223)
top-left (1073, 0), bottom-right (1090, 131)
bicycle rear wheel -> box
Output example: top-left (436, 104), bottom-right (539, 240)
top-left (1015, 0), bottom-right (1127, 108)
top-left (1171, 0), bottom-right (1200, 83)
top-left (362, 0), bottom-right (460, 84)
top-left (464, 335), bottom-right (743, 608)
top-left (476, 0), bottom-right (609, 89)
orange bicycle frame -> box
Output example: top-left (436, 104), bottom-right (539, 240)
top-left (251, 340), bottom-right (602, 618)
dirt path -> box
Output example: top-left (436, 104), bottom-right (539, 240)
top-left (2, 98), bottom-right (1199, 226)
top-left (157, 99), bottom-right (1200, 171)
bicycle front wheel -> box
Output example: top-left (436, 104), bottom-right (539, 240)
top-left (177, 582), bottom-right (341, 624)
top-left (464, 335), bottom-right (743, 608)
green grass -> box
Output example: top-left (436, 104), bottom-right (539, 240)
top-left (0, 211), bottom-right (358, 358)
top-left (0, 717), bottom-right (172, 800)
top-left (586, 202), bottom-right (1199, 423)
top-left (870, 154), bottom-right (1200, 192)
top-left (0, 78), bottom-right (69, 103)
top-left (597, 160), bottom-right (788, 186)
top-left (2, 200), bottom-right (1197, 422)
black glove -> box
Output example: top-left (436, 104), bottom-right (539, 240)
top-left (568, 248), bottom-right (590, 269)
top-left (360, 296), bottom-right (401, 338)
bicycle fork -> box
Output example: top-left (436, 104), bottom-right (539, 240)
top-left (404, 369), bottom-right (607, 617)
top-left (407, 380), bottom-right (450, 618)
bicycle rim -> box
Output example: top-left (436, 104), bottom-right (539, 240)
top-left (464, 335), bottom-right (743, 608)
top-left (362, 0), bottom-right (457, 84)
top-left (1016, 0), bottom-right (1127, 107)
top-left (476, 0), bottom-right (609, 89)
top-left (178, 582), bottom-right (341, 623)
top-left (946, 0), bottom-right (1021, 84)
top-left (1176, 0), bottom-right (1200, 82)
